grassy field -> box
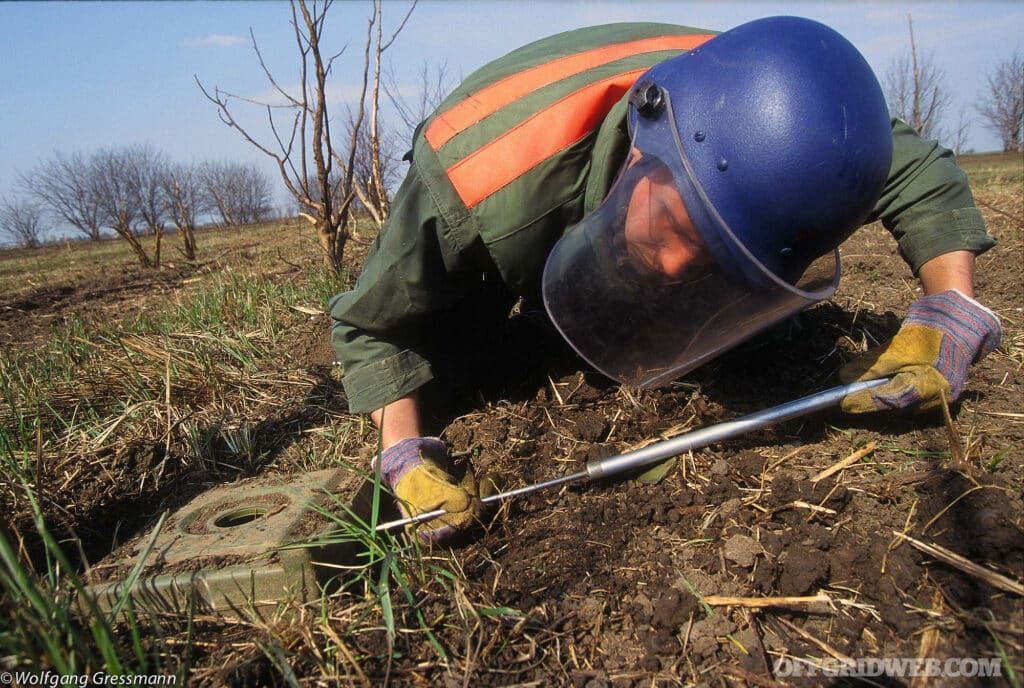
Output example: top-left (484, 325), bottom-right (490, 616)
top-left (0, 218), bottom-right (377, 681)
top-left (1, 151), bottom-right (1021, 685)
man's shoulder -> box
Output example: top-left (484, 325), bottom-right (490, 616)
top-left (520, 22), bottom-right (716, 50)
top-left (449, 22), bottom-right (717, 101)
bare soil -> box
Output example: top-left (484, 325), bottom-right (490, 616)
top-left (2, 155), bottom-right (1022, 686)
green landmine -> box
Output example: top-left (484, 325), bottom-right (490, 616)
top-left (82, 468), bottom-right (386, 620)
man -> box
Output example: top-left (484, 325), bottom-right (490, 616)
top-left (329, 17), bottom-right (1001, 541)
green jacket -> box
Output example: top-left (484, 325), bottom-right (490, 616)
top-left (330, 22), bottom-right (995, 414)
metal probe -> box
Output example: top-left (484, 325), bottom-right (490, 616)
top-left (374, 377), bottom-right (888, 533)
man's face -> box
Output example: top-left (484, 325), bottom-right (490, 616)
top-left (622, 156), bottom-right (708, 283)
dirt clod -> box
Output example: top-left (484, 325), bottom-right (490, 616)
top-left (723, 533), bottom-right (762, 567)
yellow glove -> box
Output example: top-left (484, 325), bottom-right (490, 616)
top-left (840, 290), bottom-right (1001, 413)
top-left (378, 437), bottom-right (487, 542)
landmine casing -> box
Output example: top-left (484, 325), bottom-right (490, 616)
top-left (83, 468), bottom-right (382, 620)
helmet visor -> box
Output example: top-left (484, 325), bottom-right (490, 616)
top-left (542, 91), bottom-right (838, 388)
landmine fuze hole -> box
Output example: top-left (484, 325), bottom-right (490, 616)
top-left (213, 505), bottom-right (271, 528)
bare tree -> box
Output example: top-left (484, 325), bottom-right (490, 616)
top-left (0, 197), bottom-right (45, 248)
top-left (199, 160), bottom-right (242, 227)
top-left (977, 51), bottom-right (1024, 152)
top-left (92, 147), bottom-right (157, 267)
top-left (196, 0), bottom-right (415, 270)
top-left (163, 162), bottom-right (205, 260)
top-left (346, 107), bottom-right (401, 217)
top-left (19, 152), bottom-right (105, 242)
top-left (354, 0), bottom-right (411, 227)
top-left (198, 160), bottom-right (273, 227)
top-left (236, 163), bottom-right (274, 224)
top-left (884, 13), bottom-right (951, 142)
top-left (372, 60), bottom-right (455, 219)
top-left (950, 105), bottom-right (972, 156)
top-left (384, 59), bottom-right (455, 143)
top-left (128, 145), bottom-right (170, 266)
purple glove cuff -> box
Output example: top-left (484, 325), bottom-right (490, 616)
top-left (377, 437), bottom-right (447, 488)
top-left (906, 290), bottom-right (1002, 398)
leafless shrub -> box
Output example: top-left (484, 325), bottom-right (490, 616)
top-left (383, 59), bottom-right (455, 142)
top-left (128, 145), bottom-right (170, 266)
top-left (198, 160), bottom-right (274, 227)
top-left (0, 197), bottom-right (45, 248)
top-left (163, 162), bottom-right (206, 260)
top-left (91, 146), bottom-right (157, 267)
top-left (18, 152), bottom-right (105, 242)
top-left (977, 50), bottom-right (1024, 152)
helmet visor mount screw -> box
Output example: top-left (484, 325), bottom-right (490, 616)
top-left (631, 79), bottom-right (664, 117)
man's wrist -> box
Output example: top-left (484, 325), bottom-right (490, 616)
top-left (917, 250), bottom-right (976, 297)
top-left (371, 393), bottom-right (424, 450)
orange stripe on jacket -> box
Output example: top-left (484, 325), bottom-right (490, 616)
top-left (446, 68), bottom-right (647, 209)
top-left (425, 34), bottom-right (714, 150)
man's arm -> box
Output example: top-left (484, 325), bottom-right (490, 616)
top-left (866, 120), bottom-right (995, 273)
top-left (840, 124), bottom-right (1001, 414)
top-left (330, 163), bottom-right (493, 541)
top-left (330, 163), bottom-right (477, 417)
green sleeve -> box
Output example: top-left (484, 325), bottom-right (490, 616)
top-left (867, 119), bottom-right (996, 274)
top-left (329, 163), bottom-right (489, 414)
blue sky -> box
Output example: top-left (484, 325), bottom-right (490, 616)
top-left (1, 1), bottom-right (1021, 224)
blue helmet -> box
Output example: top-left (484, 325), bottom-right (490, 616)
top-left (632, 15), bottom-right (893, 283)
top-left (543, 17), bottom-right (894, 388)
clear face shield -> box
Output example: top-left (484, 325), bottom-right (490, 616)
top-left (542, 91), bottom-right (839, 388)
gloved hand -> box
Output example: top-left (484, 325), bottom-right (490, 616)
top-left (840, 290), bottom-right (1001, 413)
top-left (378, 437), bottom-right (486, 543)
